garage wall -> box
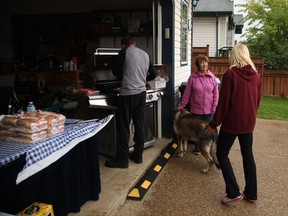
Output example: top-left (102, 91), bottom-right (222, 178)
top-left (0, 0), bottom-right (154, 59)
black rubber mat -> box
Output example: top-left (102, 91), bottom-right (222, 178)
top-left (127, 141), bottom-right (177, 201)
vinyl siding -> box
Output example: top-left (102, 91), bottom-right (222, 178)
top-left (193, 16), bottom-right (230, 57)
top-left (193, 17), bottom-right (217, 56)
top-left (174, 0), bottom-right (192, 107)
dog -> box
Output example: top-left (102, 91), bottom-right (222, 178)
top-left (173, 109), bottom-right (220, 174)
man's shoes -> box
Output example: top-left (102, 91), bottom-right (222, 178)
top-left (104, 159), bottom-right (128, 168)
top-left (242, 193), bottom-right (257, 203)
top-left (221, 194), bottom-right (243, 205)
top-left (129, 154), bottom-right (143, 164)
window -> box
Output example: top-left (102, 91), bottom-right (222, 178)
top-left (181, 0), bottom-right (189, 65)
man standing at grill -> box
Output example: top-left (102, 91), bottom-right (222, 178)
top-left (105, 35), bottom-right (157, 168)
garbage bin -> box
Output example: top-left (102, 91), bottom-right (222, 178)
top-left (178, 82), bottom-right (190, 110)
top-left (179, 82), bottom-right (187, 97)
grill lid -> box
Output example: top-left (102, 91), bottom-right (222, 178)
top-left (91, 48), bottom-right (122, 88)
top-left (93, 48), bottom-right (121, 67)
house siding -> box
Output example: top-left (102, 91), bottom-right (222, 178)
top-left (173, 0), bottom-right (192, 107)
top-left (193, 16), bottom-right (230, 57)
top-left (193, 17), bottom-right (216, 56)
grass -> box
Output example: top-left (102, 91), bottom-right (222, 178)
top-left (257, 96), bottom-right (288, 121)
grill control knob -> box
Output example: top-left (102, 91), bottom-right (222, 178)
top-left (157, 91), bottom-right (164, 97)
top-left (147, 94), bottom-right (153, 100)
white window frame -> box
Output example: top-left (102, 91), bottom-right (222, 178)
top-left (181, 0), bottom-right (189, 65)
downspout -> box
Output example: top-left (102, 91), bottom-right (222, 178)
top-left (216, 14), bottom-right (219, 57)
top-left (191, 4), bottom-right (194, 73)
top-left (152, 0), bottom-right (156, 63)
top-left (157, 1), bottom-right (162, 64)
top-left (152, 0), bottom-right (162, 138)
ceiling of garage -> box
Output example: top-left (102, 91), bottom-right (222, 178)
top-left (4, 0), bottom-right (154, 14)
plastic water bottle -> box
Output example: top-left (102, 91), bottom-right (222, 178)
top-left (27, 101), bottom-right (36, 113)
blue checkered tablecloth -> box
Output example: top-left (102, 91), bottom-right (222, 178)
top-left (0, 116), bottom-right (113, 182)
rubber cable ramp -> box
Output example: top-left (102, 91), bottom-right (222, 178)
top-left (127, 141), bottom-right (178, 201)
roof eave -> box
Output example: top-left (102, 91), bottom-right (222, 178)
top-left (194, 11), bottom-right (233, 17)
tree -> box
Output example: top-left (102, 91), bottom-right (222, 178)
top-left (237, 0), bottom-right (288, 69)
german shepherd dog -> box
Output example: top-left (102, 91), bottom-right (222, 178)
top-left (173, 109), bottom-right (220, 174)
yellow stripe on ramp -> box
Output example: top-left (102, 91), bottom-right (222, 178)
top-left (164, 152), bottom-right (170, 159)
top-left (127, 141), bottom-right (177, 201)
top-left (153, 165), bottom-right (162, 172)
top-left (128, 188), bottom-right (140, 198)
top-left (141, 180), bottom-right (151, 189)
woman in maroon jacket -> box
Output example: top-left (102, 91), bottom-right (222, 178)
top-left (206, 44), bottom-right (261, 205)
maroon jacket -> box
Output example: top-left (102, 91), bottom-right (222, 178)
top-left (209, 65), bottom-right (261, 134)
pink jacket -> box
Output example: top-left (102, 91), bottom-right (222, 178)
top-left (178, 70), bottom-right (218, 114)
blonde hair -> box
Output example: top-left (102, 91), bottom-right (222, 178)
top-left (229, 44), bottom-right (257, 72)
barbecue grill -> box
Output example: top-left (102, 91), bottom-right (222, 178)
top-left (88, 48), bottom-right (166, 157)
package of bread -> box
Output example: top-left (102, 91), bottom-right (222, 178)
top-left (25, 111), bottom-right (57, 127)
top-left (45, 115), bottom-right (59, 128)
top-left (0, 134), bottom-right (9, 141)
top-left (12, 130), bottom-right (47, 143)
top-left (8, 124), bottom-right (38, 133)
top-left (0, 128), bottom-right (15, 141)
top-left (26, 110), bottom-right (66, 127)
top-left (25, 111), bottom-right (47, 119)
top-left (15, 130), bottom-right (47, 142)
top-left (1, 115), bottom-right (21, 126)
top-left (39, 111), bottom-right (66, 125)
top-left (0, 128), bottom-right (14, 135)
top-left (0, 134), bottom-right (10, 141)
top-left (47, 124), bottom-right (65, 137)
top-left (15, 116), bottom-right (48, 133)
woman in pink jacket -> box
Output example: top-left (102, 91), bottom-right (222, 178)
top-left (178, 55), bottom-right (219, 153)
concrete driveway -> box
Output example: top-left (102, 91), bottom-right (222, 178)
top-left (115, 118), bottom-right (288, 216)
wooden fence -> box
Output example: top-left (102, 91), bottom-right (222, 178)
top-left (261, 69), bottom-right (288, 98)
top-left (209, 57), bottom-right (264, 81)
top-left (193, 46), bottom-right (288, 98)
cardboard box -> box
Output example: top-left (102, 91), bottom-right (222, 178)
top-left (148, 80), bottom-right (166, 89)
top-left (18, 202), bottom-right (54, 216)
top-left (154, 64), bottom-right (168, 77)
